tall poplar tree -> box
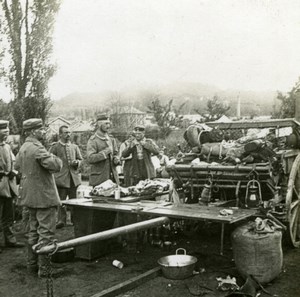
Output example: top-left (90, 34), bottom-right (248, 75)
top-left (0, 0), bottom-right (60, 132)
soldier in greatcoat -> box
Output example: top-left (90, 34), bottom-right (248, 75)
top-left (122, 125), bottom-right (159, 186)
top-left (49, 125), bottom-right (83, 228)
top-left (15, 118), bottom-right (63, 277)
top-left (86, 114), bottom-right (120, 187)
top-left (0, 120), bottom-right (24, 253)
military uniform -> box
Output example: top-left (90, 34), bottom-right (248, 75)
top-left (122, 137), bottom-right (159, 185)
top-left (49, 141), bottom-right (82, 226)
top-left (15, 118), bottom-right (62, 275)
top-left (0, 120), bottom-right (20, 248)
top-left (87, 132), bottom-right (119, 186)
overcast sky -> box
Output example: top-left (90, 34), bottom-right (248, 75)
top-left (2, 0), bottom-right (300, 101)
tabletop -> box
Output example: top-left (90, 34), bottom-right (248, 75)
top-left (63, 198), bottom-right (257, 224)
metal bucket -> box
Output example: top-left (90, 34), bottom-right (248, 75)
top-left (158, 248), bottom-right (197, 280)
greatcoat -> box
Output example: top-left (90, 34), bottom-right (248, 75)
top-left (15, 137), bottom-right (62, 208)
top-left (87, 132), bottom-right (119, 186)
top-left (0, 142), bottom-right (18, 198)
top-left (49, 141), bottom-right (83, 188)
top-left (122, 137), bottom-right (159, 185)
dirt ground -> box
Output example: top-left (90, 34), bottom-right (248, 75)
top-left (0, 219), bottom-right (299, 297)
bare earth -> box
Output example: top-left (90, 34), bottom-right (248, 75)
top-left (0, 221), bottom-right (299, 297)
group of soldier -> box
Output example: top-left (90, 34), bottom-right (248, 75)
top-left (0, 113), bottom-right (160, 277)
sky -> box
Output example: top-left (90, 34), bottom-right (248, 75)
top-left (2, 0), bottom-right (300, 101)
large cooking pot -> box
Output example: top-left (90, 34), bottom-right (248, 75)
top-left (158, 248), bottom-right (198, 280)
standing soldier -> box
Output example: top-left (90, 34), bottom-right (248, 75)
top-left (0, 120), bottom-right (24, 252)
top-left (49, 125), bottom-right (83, 229)
top-left (122, 125), bottom-right (159, 185)
top-left (87, 114), bottom-right (120, 186)
top-left (15, 118), bottom-right (62, 277)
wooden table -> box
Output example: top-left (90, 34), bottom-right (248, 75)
top-left (63, 198), bottom-right (257, 259)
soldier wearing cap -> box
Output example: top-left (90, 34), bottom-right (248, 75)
top-left (15, 118), bottom-right (63, 277)
top-left (0, 120), bottom-right (24, 253)
top-left (87, 114), bottom-right (120, 186)
top-left (122, 125), bottom-right (159, 185)
top-left (49, 125), bottom-right (83, 229)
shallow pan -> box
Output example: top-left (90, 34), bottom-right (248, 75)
top-left (158, 248), bottom-right (197, 280)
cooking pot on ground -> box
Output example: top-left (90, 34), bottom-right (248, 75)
top-left (158, 248), bottom-right (198, 280)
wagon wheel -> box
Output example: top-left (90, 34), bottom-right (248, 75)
top-left (285, 154), bottom-right (300, 247)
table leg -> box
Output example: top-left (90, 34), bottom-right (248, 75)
top-left (220, 223), bottom-right (225, 255)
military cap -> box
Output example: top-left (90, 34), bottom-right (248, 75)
top-left (23, 118), bottom-right (43, 131)
top-left (0, 120), bottom-right (9, 130)
top-left (133, 125), bottom-right (145, 132)
top-left (96, 113), bottom-right (110, 121)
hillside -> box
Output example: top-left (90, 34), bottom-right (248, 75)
top-left (50, 82), bottom-right (277, 119)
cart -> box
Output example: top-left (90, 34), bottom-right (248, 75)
top-left (166, 118), bottom-right (300, 248)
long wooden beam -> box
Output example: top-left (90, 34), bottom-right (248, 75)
top-left (90, 267), bottom-right (161, 297)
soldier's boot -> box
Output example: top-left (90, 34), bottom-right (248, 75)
top-left (27, 244), bottom-right (38, 274)
top-left (38, 255), bottom-right (64, 278)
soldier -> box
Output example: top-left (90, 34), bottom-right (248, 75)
top-left (49, 125), bottom-right (83, 229)
top-left (122, 125), bottom-right (159, 185)
top-left (15, 118), bottom-right (63, 277)
top-left (87, 114), bottom-right (120, 186)
top-left (0, 120), bottom-right (24, 253)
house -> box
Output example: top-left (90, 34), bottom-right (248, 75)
top-left (47, 116), bottom-right (71, 135)
top-left (181, 114), bottom-right (204, 128)
top-left (110, 106), bottom-right (146, 129)
top-left (70, 120), bottom-right (94, 133)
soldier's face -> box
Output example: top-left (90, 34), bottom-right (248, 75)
top-left (99, 121), bottom-right (111, 133)
top-left (0, 128), bottom-right (9, 142)
top-left (60, 127), bottom-right (71, 142)
top-left (34, 127), bottom-right (46, 141)
top-left (134, 131), bottom-right (144, 141)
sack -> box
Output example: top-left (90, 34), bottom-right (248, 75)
top-left (231, 221), bottom-right (283, 283)
top-left (200, 142), bottom-right (229, 158)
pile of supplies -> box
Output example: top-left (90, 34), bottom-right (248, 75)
top-left (91, 179), bottom-right (170, 198)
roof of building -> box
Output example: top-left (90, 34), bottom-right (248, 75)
top-left (47, 116), bottom-right (71, 126)
top-left (70, 121), bottom-right (94, 132)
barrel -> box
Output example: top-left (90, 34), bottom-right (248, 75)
top-left (231, 222), bottom-right (283, 283)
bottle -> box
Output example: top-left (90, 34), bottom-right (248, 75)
top-left (114, 186), bottom-right (120, 200)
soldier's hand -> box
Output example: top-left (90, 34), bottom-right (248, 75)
top-left (71, 160), bottom-right (79, 169)
top-left (103, 147), bottom-right (112, 157)
top-left (113, 156), bottom-right (120, 165)
top-left (8, 171), bottom-right (17, 180)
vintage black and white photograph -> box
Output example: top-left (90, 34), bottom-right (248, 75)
top-left (0, 0), bottom-right (299, 296)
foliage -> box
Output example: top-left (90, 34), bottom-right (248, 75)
top-left (148, 95), bottom-right (186, 139)
top-left (0, 99), bottom-right (9, 119)
top-left (155, 129), bottom-right (189, 158)
top-left (195, 95), bottom-right (230, 121)
top-left (0, 0), bottom-right (60, 133)
top-left (272, 79), bottom-right (299, 118)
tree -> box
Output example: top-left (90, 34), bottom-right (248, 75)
top-left (0, 99), bottom-right (9, 119)
top-left (148, 96), bottom-right (185, 138)
top-left (273, 78), bottom-right (299, 118)
top-left (0, 0), bottom-right (60, 133)
top-left (195, 95), bottom-right (230, 121)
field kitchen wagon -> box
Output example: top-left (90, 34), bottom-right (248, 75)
top-left (166, 118), bottom-right (300, 248)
